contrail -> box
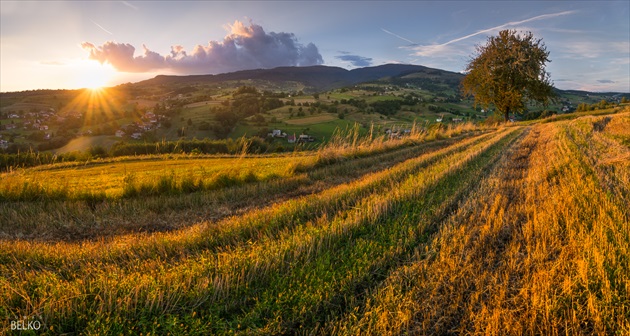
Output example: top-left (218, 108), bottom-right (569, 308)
top-left (121, 1), bottom-right (139, 10)
top-left (381, 28), bottom-right (417, 45)
top-left (415, 10), bottom-right (576, 52)
top-left (91, 20), bottom-right (113, 35)
top-left (440, 10), bottom-right (577, 46)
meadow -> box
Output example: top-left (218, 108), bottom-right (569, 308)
top-left (0, 111), bottom-right (628, 334)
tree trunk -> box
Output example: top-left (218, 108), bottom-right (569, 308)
top-left (504, 107), bottom-right (510, 123)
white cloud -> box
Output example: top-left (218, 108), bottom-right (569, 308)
top-left (81, 20), bottom-right (323, 74)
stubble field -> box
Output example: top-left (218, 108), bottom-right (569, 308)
top-left (1, 112), bottom-right (628, 334)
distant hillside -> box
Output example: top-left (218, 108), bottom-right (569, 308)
top-left (135, 64), bottom-right (465, 92)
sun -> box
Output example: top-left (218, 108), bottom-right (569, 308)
top-left (74, 60), bottom-right (116, 90)
top-left (85, 82), bottom-right (104, 91)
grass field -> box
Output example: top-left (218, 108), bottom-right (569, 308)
top-left (0, 154), bottom-right (315, 200)
top-left (283, 114), bottom-right (338, 125)
top-left (0, 111), bottom-right (628, 334)
top-left (54, 136), bottom-right (120, 154)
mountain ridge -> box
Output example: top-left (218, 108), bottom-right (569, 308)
top-left (136, 64), bottom-right (465, 91)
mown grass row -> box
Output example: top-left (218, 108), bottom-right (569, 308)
top-left (1, 128), bottom-right (519, 334)
top-left (328, 116), bottom-right (629, 334)
top-left (0, 131), bottom-right (485, 241)
top-left (314, 122), bottom-right (483, 166)
top-left (0, 123), bottom-right (485, 203)
top-left (0, 129), bottom-right (502, 267)
top-left (212, 127), bottom-right (520, 334)
top-left (561, 113), bottom-right (630, 208)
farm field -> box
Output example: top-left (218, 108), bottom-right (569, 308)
top-left (283, 114), bottom-right (338, 125)
top-left (0, 112), bottom-right (629, 334)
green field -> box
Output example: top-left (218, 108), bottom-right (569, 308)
top-left (1, 110), bottom-right (628, 334)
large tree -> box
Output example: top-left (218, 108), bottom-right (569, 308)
top-left (461, 30), bottom-right (555, 122)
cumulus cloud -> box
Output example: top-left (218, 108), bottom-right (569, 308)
top-left (335, 52), bottom-right (373, 67)
top-left (81, 20), bottom-right (323, 74)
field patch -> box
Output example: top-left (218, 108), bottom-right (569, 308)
top-left (54, 135), bottom-right (118, 153)
top-left (284, 114), bottom-right (338, 125)
top-left (185, 100), bottom-right (222, 108)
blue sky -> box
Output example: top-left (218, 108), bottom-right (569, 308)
top-left (1, 1), bottom-right (629, 92)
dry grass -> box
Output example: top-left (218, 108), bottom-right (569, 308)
top-left (315, 121), bottom-right (483, 165)
top-left (331, 114), bottom-right (629, 335)
top-left (1, 114), bottom-right (628, 334)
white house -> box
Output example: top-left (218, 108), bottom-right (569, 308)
top-left (115, 130), bottom-right (125, 137)
top-left (298, 134), bottom-right (315, 142)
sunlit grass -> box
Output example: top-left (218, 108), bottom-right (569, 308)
top-left (0, 155), bottom-right (314, 200)
top-left (1, 113), bottom-right (628, 334)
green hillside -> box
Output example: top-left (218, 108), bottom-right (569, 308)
top-left (1, 65), bottom-right (628, 156)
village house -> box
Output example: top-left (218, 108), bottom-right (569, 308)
top-left (115, 130), bottom-right (125, 137)
top-left (287, 134), bottom-right (296, 143)
top-left (297, 134), bottom-right (315, 143)
top-left (268, 129), bottom-right (287, 138)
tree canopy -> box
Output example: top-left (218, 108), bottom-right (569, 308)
top-left (461, 30), bottom-right (555, 122)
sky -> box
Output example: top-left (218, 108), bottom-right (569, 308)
top-left (1, 1), bottom-right (629, 93)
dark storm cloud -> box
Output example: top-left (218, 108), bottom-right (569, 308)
top-left (334, 54), bottom-right (373, 67)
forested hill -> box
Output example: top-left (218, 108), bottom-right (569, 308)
top-left (136, 64), bottom-right (465, 92)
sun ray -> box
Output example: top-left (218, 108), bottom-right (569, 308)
top-left (58, 86), bottom-right (129, 134)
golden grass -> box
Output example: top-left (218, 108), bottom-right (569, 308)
top-left (1, 114), bottom-right (627, 334)
top-left (0, 129), bottom-right (484, 241)
top-left (331, 114), bottom-right (629, 335)
top-left (0, 155), bottom-right (312, 200)
top-left (315, 121), bottom-right (484, 165)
